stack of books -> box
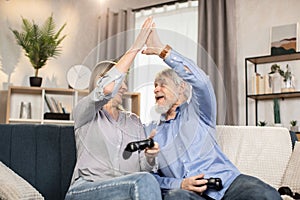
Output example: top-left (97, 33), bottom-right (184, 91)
top-left (44, 95), bottom-right (70, 120)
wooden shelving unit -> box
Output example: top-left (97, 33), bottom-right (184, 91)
top-left (6, 86), bottom-right (140, 124)
top-left (6, 86), bottom-right (88, 125)
top-left (245, 52), bottom-right (300, 125)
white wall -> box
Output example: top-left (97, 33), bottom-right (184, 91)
top-left (0, 0), bottom-right (101, 89)
top-left (0, 0), bottom-right (174, 89)
top-left (1, 0), bottom-right (300, 126)
top-left (236, 0), bottom-right (300, 126)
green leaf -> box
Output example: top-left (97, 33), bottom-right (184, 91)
top-left (10, 14), bottom-right (66, 77)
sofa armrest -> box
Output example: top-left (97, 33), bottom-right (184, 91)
top-left (216, 125), bottom-right (292, 189)
top-left (281, 142), bottom-right (300, 193)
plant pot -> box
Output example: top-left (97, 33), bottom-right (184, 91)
top-left (290, 126), bottom-right (298, 132)
top-left (30, 76), bottom-right (42, 87)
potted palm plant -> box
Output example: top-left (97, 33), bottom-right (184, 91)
top-left (11, 14), bottom-right (66, 87)
top-left (290, 120), bottom-right (298, 132)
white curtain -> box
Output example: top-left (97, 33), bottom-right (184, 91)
top-left (82, 9), bottom-right (135, 71)
top-left (131, 1), bottom-right (198, 124)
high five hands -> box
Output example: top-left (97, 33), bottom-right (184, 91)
top-left (131, 16), bottom-right (165, 56)
top-left (142, 21), bottom-right (165, 56)
top-left (131, 16), bottom-right (153, 52)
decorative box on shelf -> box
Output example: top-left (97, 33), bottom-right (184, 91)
top-left (44, 112), bottom-right (70, 120)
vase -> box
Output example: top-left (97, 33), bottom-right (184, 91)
top-left (290, 126), bottom-right (298, 132)
top-left (30, 76), bottom-right (42, 87)
top-left (270, 72), bottom-right (281, 93)
top-left (19, 101), bottom-right (32, 119)
top-left (281, 76), bottom-right (295, 92)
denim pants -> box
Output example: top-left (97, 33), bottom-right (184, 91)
top-left (222, 174), bottom-right (281, 200)
top-left (65, 172), bottom-right (162, 200)
top-left (162, 174), bottom-right (281, 200)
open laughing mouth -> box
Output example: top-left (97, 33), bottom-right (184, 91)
top-left (155, 95), bottom-right (165, 103)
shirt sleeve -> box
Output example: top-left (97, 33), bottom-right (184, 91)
top-left (164, 49), bottom-right (216, 127)
top-left (73, 66), bottom-right (125, 129)
top-left (152, 171), bottom-right (182, 189)
top-left (144, 122), bottom-right (179, 186)
top-left (139, 154), bottom-right (158, 172)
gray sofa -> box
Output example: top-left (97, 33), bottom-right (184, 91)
top-left (1, 124), bottom-right (299, 200)
top-left (0, 124), bottom-right (76, 200)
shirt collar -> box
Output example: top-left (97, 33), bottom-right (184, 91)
top-left (159, 101), bottom-right (188, 123)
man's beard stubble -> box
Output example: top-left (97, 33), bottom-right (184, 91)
top-left (155, 104), bottom-right (171, 114)
top-left (155, 97), bottom-right (177, 114)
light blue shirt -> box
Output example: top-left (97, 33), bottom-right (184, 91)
top-left (144, 50), bottom-right (240, 199)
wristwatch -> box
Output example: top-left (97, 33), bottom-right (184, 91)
top-left (159, 45), bottom-right (171, 59)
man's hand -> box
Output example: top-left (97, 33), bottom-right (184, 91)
top-left (145, 142), bottom-right (159, 166)
top-left (142, 22), bottom-right (165, 56)
top-left (145, 129), bottom-right (159, 166)
top-left (181, 174), bottom-right (208, 194)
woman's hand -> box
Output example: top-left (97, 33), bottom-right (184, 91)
top-left (130, 16), bottom-right (153, 52)
top-left (115, 16), bottom-right (153, 74)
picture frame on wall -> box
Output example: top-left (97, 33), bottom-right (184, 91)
top-left (270, 23), bottom-right (298, 55)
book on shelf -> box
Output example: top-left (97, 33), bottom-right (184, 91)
top-left (264, 74), bottom-right (272, 94)
top-left (45, 95), bottom-right (65, 113)
top-left (251, 73), bottom-right (264, 94)
top-left (50, 97), bottom-right (60, 113)
top-left (57, 101), bottom-right (65, 113)
top-left (45, 95), bottom-right (55, 112)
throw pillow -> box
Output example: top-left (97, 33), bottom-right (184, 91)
top-left (0, 161), bottom-right (44, 200)
top-left (282, 142), bottom-right (300, 193)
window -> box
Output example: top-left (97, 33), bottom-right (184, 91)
top-left (129, 1), bottom-right (198, 123)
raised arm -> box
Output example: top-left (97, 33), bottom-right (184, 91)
top-left (73, 17), bottom-right (153, 128)
top-left (142, 23), bottom-right (216, 126)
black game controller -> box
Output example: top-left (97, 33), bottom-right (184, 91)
top-left (122, 138), bottom-right (155, 160)
top-left (196, 177), bottom-right (223, 191)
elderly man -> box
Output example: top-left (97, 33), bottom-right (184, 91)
top-left (142, 22), bottom-right (281, 200)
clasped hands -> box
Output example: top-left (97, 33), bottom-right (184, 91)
top-left (131, 16), bottom-right (165, 57)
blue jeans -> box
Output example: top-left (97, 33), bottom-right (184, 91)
top-left (161, 174), bottom-right (281, 200)
top-left (222, 174), bottom-right (281, 200)
top-left (65, 172), bottom-right (162, 200)
top-left (162, 189), bottom-right (207, 200)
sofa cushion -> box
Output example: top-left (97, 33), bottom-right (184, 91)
top-left (0, 161), bottom-right (44, 199)
top-left (282, 142), bottom-right (300, 193)
top-left (216, 125), bottom-right (292, 189)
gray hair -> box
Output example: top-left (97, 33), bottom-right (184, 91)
top-left (155, 68), bottom-right (191, 100)
top-left (89, 60), bottom-right (118, 92)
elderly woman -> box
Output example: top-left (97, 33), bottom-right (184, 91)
top-left (65, 17), bottom-right (161, 200)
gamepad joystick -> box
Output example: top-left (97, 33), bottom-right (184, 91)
top-left (196, 177), bottom-right (223, 191)
top-left (122, 138), bottom-right (154, 160)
